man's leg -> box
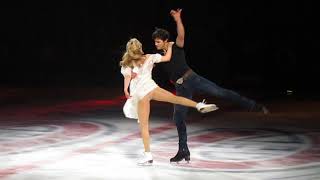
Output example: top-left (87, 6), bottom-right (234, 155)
top-left (193, 73), bottom-right (268, 113)
top-left (170, 83), bottom-right (193, 163)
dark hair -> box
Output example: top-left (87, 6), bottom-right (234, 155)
top-left (152, 28), bottom-right (170, 41)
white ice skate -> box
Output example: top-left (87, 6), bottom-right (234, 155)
top-left (137, 152), bottom-right (153, 166)
top-left (196, 99), bottom-right (219, 113)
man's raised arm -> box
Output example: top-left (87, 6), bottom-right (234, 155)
top-left (170, 8), bottom-right (185, 48)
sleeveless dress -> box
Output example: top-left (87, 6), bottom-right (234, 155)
top-left (121, 54), bottom-right (162, 119)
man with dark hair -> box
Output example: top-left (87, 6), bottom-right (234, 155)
top-left (152, 9), bottom-right (269, 163)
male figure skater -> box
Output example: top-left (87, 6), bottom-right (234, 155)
top-left (152, 9), bottom-right (269, 163)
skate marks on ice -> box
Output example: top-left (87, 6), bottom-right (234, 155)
top-left (1, 119), bottom-right (320, 179)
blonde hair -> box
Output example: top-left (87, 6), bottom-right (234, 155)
top-left (119, 38), bottom-right (144, 68)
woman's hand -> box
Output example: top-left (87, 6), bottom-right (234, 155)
top-left (124, 89), bottom-right (131, 99)
top-left (161, 42), bottom-right (175, 62)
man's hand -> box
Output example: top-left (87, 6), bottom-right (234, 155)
top-left (131, 69), bottom-right (137, 80)
top-left (170, 8), bottom-right (184, 48)
top-left (131, 72), bottom-right (137, 79)
top-left (170, 8), bottom-right (182, 22)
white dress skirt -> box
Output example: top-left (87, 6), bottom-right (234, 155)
top-left (121, 54), bottom-right (162, 119)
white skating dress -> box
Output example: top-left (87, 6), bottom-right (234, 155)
top-left (121, 54), bottom-right (162, 119)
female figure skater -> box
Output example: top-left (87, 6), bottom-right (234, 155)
top-left (120, 38), bottom-right (218, 165)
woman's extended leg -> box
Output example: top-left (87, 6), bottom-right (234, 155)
top-left (151, 87), bottom-right (197, 107)
top-left (151, 87), bottom-right (218, 113)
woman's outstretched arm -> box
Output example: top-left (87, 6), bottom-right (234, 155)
top-left (160, 42), bottom-right (174, 62)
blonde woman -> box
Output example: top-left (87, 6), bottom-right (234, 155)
top-left (120, 38), bottom-right (218, 165)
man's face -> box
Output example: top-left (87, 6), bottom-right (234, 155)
top-left (154, 38), bottom-right (167, 50)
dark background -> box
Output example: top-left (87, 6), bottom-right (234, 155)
top-left (0, 1), bottom-right (317, 98)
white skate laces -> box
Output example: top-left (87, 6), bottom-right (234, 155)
top-left (137, 151), bottom-right (153, 166)
top-left (196, 99), bottom-right (219, 113)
